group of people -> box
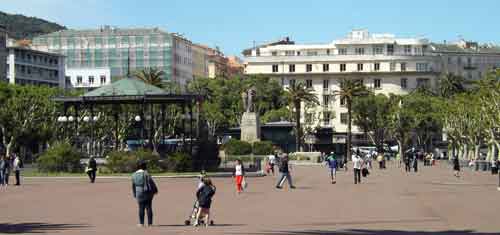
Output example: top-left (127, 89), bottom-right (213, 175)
top-left (0, 154), bottom-right (23, 187)
top-left (131, 160), bottom-right (217, 227)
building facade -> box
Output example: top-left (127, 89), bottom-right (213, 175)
top-left (192, 43), bottom-right (244, 79)
top-left (31, 26), bottom-right (193, 88)
top-left (0, 25), bottom-right (7, 81)
top-left (6, 45), bottom-right (65, 87)
top-left (65, 67), bottom-right (111, 89)
top-left (243, 29), bottom-right (500, 143)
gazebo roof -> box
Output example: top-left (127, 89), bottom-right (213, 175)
top-left (84, 77), bottom-right (168, 97)
top-left (54, 77), bottom-right (201, 105)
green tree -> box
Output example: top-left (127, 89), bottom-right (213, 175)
top-left (333, 79), bottom-right (367, 161)
top-left (439, 73), bottom-right (466, 98)
top-left (134, 67), bottom-right (165, 88)
top-left (352, 93), bottom-right (394, 152)
top-left (0, 84), bottom-right (60, 157)
top-left (285, 82), bottom-right (319, 152)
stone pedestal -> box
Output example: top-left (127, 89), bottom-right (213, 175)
top-left (241, 112), bottom-right (260, 143)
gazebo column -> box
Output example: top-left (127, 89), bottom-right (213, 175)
top-left (149, 103), bottom-right (154, 151)
top-left (182, 103), bottom-right (186, 152)
top-left (113, 104), bottom-right (119, 150)
top-left (189, 102), bottom-right (193, 156)
top-left (161, 104), bottom-right (166, 154)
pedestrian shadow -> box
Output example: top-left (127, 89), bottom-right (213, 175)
top-left (158, 223), bottom-right (246, 227)
top-left (246, 229), bottom-right (497, 235)
top-left (0, 223), bottom-right (90, 234)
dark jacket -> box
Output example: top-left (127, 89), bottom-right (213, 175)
top-left (88, 158), bottom-right (97, 170)
top-left (132, 170), bottom-right (157, 202)
top-left (196, 184), bottom-right (216, 208)
top-left (279, 159), bottom-right (289, 173)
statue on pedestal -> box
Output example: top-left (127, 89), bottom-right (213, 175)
top-left (240, 87), bottom-right (260, 142)
top-left (241, 87), bottom-right (256, 113)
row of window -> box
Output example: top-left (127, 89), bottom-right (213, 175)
top-left (15, 65), bottom-right (59, 78)
top-left (269, 44), bottom-right (427, 57)
top-left (42, 35), bottom-right (171, 48)
top-left (272, 62), bottom-right (429, 73)
top-left (70, 75), bottom-right (107, 85)
top-left (15, 51), bottom-right (59, 66)
top-left (304, 111), bottom-right (348, 126)
top-left (289, 77), bottom-right (421, 91)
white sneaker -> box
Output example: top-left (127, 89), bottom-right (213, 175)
top-left (497, 187), bottom-right (500, 191)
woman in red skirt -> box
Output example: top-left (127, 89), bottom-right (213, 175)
top-left (233, 159), bottom-right (245, 194)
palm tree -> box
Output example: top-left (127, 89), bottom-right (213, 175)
top-left (286, 82), bottom-right (319, 152)
top-left (134, 67), bottom-right (165, 88)
top-left (439, 73), bottom-right (466, 98)
top-left (333, 79), bottom-right (367, 162)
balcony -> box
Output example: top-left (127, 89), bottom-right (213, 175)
top-left (463, 63), bottom-right (478, 70)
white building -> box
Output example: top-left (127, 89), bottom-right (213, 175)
top-left (6, 45), bottom-right (65, 88)
top-left (243, 29), bottom-right (500, 143)
top-left (65, 67), bottom-right (111, 89)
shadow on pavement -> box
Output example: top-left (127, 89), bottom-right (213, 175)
top-left (0, 223), bottom-right (90, 234)
top-left (158, 223), bottom-right (246, 227)
top-left (247, 229), bottom-right (497, 235)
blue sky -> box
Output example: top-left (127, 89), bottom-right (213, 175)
top-left (2, 0), bottom-right (500, 56)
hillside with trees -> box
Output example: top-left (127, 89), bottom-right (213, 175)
top-left (0, 11), bottom-right (66, 39)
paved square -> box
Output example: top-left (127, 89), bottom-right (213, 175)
top-left (1, 162), bottom-right (499, 235)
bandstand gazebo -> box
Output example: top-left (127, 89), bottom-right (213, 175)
top-left (53, 77), bottom-right (201, 156)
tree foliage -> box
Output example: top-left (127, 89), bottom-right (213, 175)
top-left (0, 11), bottom-right (66, 39)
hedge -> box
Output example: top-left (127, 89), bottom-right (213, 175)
top-left (223, 139), bottom-right (252, 155)
top-left (252, 141), bottom-right (273, 155)
top-left (37, 142), bottom-right (84, 173)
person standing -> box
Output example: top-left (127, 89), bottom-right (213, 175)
top-left (267, 153), bottom-right (277, 176)
top-left (87, 156), bottom-right (97, 183)
top-left (325, 152), bottom-right (338, 184)
top-left (2, 156), bottom-right (11, 186)
top-left (132, 160), bottom-right (158, 227)
top-left (0, 155), bottom-right (6, 188)
top-left (276, 154), bottom-right (295, 189)
top-left (13, 154), bottom-right (22, 186)
top-left (453, 156), bottom-right (461, 178)
top-left (352, 150), bottom-right (363, 184)
top-left (404, 151), bottom-right (412, 173)
top-left (233, 159), bottom-right (245, 194)
top-left (413, 151), bottom-right (419, 173)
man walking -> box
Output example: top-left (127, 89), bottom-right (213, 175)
top-left (352, 150), bottom-right (363, 184)
top-left (325, 152), bottom-right (338, 184)
top-left (87, 156), bottom-right (97, 183)
top-left (276, 154), bottom-right (295, 189)
top-left (13, 154), bottom-right (22, 186)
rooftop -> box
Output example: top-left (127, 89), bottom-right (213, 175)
top-left (37, 26), bottom-right (170, 38)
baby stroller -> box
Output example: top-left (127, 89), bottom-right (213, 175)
top-left (184, 199), bottom-right (214, 226)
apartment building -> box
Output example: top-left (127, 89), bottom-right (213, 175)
top-left (0, 25), bottom-right (7, 81)
top-left (6, 44), bottom-right (65, 87)
top-left (192, 43), bottom-right (243, 79)
top-left (65, 67), bottom-right (111, 90)
top-left (31, 26), bottom-right (193, 88)
top-left (243, 29), bottom-right (500, 143)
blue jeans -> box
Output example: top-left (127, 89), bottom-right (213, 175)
top-left (138, 199), bottom-right (153, 225)
top-left (276, 172), bottom-right (293, 187)
top-left (0, 170), bottom-right (3, 185)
